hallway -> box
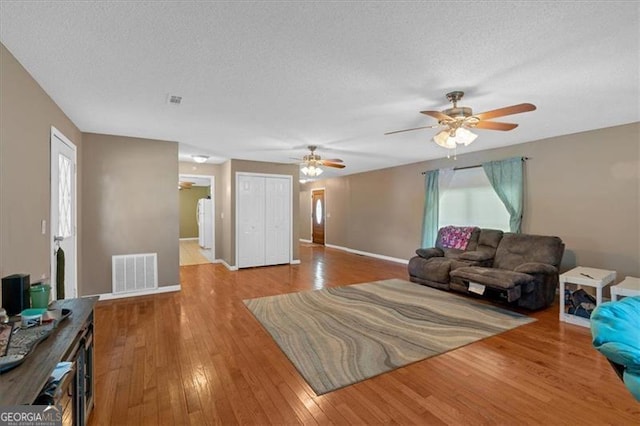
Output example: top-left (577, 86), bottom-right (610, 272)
top-left (179, 239), bottom-right (213, 266)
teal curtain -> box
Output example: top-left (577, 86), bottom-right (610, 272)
top-left (421, 170), bottom-right (439, 247)
top-left (482, 157), bottom-right (524, 232)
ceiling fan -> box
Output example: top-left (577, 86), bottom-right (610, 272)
top-left (385, 91), bottom-right (536, 150)
top-left (293, 145), bottom-right (345, 177)
top-left (178, 181), bottom-right (194, 190)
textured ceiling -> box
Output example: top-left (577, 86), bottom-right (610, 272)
top-left (1, 2), bottom-right (639, 179)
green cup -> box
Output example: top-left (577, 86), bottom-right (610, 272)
top-left (30, 284), bottom-right (51, 308)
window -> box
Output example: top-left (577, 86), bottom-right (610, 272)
top-left (438, 167), bottom-right (510, 231)
top-left (315, 199), bottom-right (322, 224)
top-left (58, 153), bottom-right (72, 237)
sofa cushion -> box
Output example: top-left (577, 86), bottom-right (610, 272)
top-left (458, 251), bottom-right (494, 262)
top-left (514, 262), bottom-right (558, 275)
top-left (450, 266), bottom-right (535, 290)
top-left (493, 233), bottom-right (565, 271)
top-left (415, 247), bottom-right (444, 259)
top-left (443, 248), bottom-right (466, 259)
top-left (408, 256), bottom-right (451, 284)
top-left (450, 258), bottom-right (482, 270)
top-left (478, 229), bottom-right (504, 249)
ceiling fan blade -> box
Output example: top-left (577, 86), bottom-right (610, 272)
top-left (473, 121), bottom-right (518, 131)
top-left (420, 110), bottom-right (454, 121)
top-left (384, 125), bottom-right (437, 135)
top-left (322, 162), bottom-right (346, 169)
top-left (474, 103), bottom-right (536, 121)
top-left (322, 158), bottom-right (343, 163)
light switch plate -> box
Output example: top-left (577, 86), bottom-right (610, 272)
top-left (41, 219), bottom-right (46, 235)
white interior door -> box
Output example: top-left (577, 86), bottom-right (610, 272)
top-left (265, 177), bottom-right (291, 265)
top-left (50, 127), bottom-right (77, 299)
top-left (237, 175), bottom-right (265, 268)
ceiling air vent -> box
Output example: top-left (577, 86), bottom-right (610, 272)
top-left (167, 94), bottom-right (182, 105)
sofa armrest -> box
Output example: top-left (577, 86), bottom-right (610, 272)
top-left (415, 247), bottom-right (444, 259)
top-left (458, 251), bottom-right (494, 262)
top-left (514, 262), bottom-right (558, 275)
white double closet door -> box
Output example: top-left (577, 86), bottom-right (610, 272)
top-left (237, 174), bottom-right (291, 268)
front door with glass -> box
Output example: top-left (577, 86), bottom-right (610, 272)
top-left (50, 127), bottom-right (77, 299)
top-left (312, 189), bottom-right (325, 245)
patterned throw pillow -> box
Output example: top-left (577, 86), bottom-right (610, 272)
top-left (440, 226), bottom-right (476, 250)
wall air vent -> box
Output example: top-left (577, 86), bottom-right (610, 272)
top-left (112, 253), bottom-right (158, 294)
top-left (167, 94), bottom-right (182, 105)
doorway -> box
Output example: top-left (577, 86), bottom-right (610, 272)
top-left (179, 174), bottom-right (215, 266)
top-left (311, 189), bottom-right (325, 245)
top-left (50, 126), bottom-right (77, 299)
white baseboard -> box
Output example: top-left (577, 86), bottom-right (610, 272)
top-left (179, 237), bottom-right (198, 241)
top-left (93, 284), bottom-right (181, 301)
top-left (213, 259), bottom-right (298, 269)
top-left (299, 239), bottom-right (312, 243)
top-left (214, 259), bottom-right (238, 271)
top-left (324, 244), bottom-right (409, 265)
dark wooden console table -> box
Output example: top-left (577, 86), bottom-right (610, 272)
top-left (0, 297), bottom-right (98, 414)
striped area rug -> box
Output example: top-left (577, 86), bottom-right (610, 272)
top-left (244, 278), bottom-right (535, 395)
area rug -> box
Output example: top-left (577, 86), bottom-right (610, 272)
top-left (243, 278), bottom-right (535, 395)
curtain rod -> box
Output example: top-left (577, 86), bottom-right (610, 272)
top-left (420, 157), bottom-right (530, 175)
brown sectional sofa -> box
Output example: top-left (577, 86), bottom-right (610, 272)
top-left (408, 227), bottom-right (503, 289)
top-left (408, 227), bottom-right (565, 310)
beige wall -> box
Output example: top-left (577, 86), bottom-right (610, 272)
top-left (0, 43), bottom-right (83, 305)
top-left (300, 188), bottom-right (312, 241)
top-left (82, 133), bottom-right (179, 295)
top-left (300, 178), bottom-right (351, 247)
top-left (302, 123), bottom-right (640, 279)
top-left (299, 184), bottom-right (351, 244)
top-left (179, 186), bottom-right (210, 238)
top-left (228, 160), bottom-right (300, 266)
top-left (220, 161), bottom-right (232, 264)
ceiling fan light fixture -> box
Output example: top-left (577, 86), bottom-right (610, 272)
top-left (297, 146), bottom-right (343, 175)
top-left (192, 155), bottom-right (209, 163)
top-left (455, 127), bottom-right (478, 146)
top-left (433, 130), bottom-right (457, 149)
top-left (301, 164), bottom-right (323, 177)
top-left (432, 127), bottom-right (477, 149)
top-left (388, 91), bottom-right (535, 155)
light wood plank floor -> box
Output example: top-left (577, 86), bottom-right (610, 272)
top-left (179, 239), bottom-right (213, 266)
top-left (90, 245), bottom-right (640, 425)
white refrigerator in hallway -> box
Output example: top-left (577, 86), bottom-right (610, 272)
top-left (197, 198), bottom-right (213, 249)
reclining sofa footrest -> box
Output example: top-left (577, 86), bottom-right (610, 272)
top-left (450, 266), bottom-right (534, 289)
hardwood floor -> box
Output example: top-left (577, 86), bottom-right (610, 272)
top-left (90, 245), bottom-right (640, 425)
top-left (179, 239), bottom-right (213, 266)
